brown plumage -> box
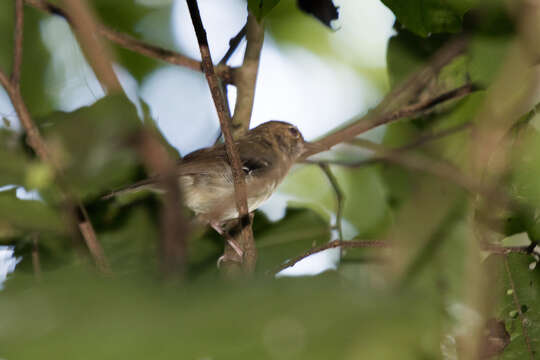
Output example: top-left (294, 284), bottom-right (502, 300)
top-left (104, 121), bottom-right (315, 223)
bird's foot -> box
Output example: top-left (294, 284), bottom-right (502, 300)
top-left (216, 239), bottom-right (244, 267)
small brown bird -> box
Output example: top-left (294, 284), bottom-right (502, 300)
top-left (105, 121), bottom-right (315, 239)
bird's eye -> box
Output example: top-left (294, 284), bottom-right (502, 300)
top-left (288, 127), bottom-right (300, 137)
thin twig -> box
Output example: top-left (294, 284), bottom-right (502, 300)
top-left (272, 239), bottom-right (535, 275)
top-left (136, 130), bottom-right (189, 278)
top-left (310, 137), bottom-right (478, 194)
top-left (12, 0), bottom-right (24, 87)
top-left (503, 255), bottom-right (534, 360)
top-left (272, 240), bottom-right (390, 275)
top-left (397, 122), bottom-right (471, 151)
top-left (303, 65), bottom-right (473, 158)
top-left (318, 164), bottom-right (344, 242)
top-left (231, 13), bottom-right (264, 138)
top-left (31, 233), bottom-right (42, 280)
top-left (186, 0), bottom-right (256, 272)
top-left (25, 0), bottom-right (233, 83)
top-left (61, 0), bottom-right (121, 92)
top-left (219, 23), bottom-right (247, 65)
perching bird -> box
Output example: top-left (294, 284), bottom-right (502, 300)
top-left (104, 121), bottom-right (316, 247)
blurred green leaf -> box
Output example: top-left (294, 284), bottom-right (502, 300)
top-left (91, 0), bottom-right (174, 81)
top-left (0, 2), bottom-right (54, 116)
top-left (279, 164), bottom-right (391, 238)
top-left (40, 95), bottom-right (141, 200)
top-left (0, 129), bottom-right (31, 186)
top-left (382, 0), bottom-right (478, 37)
top-left (0, 271), bottom-right (443, 359)
top-left (0, 189), bottom-right (65, 234)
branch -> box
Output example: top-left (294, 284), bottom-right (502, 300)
top-left (272, 240), bottom-right (390, 275)
top-left (231, 13), bottom-right (264, 138)
top-left (61, 0), bottom-right (121, 92)
top-left (303, 51), bottom-right (472, 158)
top-left (272, 239), bottom-right (536, 275)
top-left (319, 164), bottom-right (344, 242)
top-left (309, 137), bottom-right (478, 195)
top-left (136, 130), bottom-right (190, 278)
top-left (397, 122), bottom-right (471, 151)
top-left (186, 0), bottom-right (256, 273)
top-left (31, 233), bottom-right (42, 280)
top-left (12, 0), bottom-right (24, 87)
top-left (219, 23), bottom-right (247, 65)
top-left (503, 255), bottom-right (534, 360)
top-left (25, 0), bottom-right (233, 83)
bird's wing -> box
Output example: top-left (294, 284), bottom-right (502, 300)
top-left (177, 140), bottom-right (277, 177)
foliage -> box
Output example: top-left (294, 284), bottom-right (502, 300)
top-left (0, 0), bottom-right (539, 359)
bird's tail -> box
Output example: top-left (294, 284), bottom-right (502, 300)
top-left (101, 177), bottom-right (161, 200)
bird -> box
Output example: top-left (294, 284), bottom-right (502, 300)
top-left (104, 121), bottom-right (317, 258)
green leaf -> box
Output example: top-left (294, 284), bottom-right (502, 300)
top-left (0, 129), bottom-right (31, 187)
top-left (248, 0), bottom-right (280, 21)
top-left (382, 0), bottom-right (478, 37)
top-left (0, 271), bottom-right (443, 359)
top-left (91, 0), bottom-right (174, 81)
top-left (0, 2), bottom-right (54, 116)
top-left (39, 95), bottom-right (142, 200)
top-left (496, 254), bottom-right (540, 358)
top-left (279, 164), bottom-right (391, 238)
top-left (0, 189), bottom-right (65, 234)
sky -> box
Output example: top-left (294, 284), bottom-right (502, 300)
top-left (0, 0), bottom-right (395, 284)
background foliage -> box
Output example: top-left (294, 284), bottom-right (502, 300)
top-left (1, 0), bottom-right (539, 359)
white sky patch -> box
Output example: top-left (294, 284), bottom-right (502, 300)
top-left (140, 66), bottom-right (221, 156)
top-left (0, 247), bottom-right (21, 290)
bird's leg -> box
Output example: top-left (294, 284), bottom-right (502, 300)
top-left (211, 220), bottom-right (244, 266)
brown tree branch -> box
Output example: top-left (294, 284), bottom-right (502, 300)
top-left (25, 0), bottom-right (233, 83)
top-left (219, 23), bottom-right (247, 65)
top-left (304, 83), bottom-right (474, 158)
top-left (135, 131), bottom-right (189, 278)
top-left (272, 240), bottom-right (390, 274)
top-left (0, 3), bottom-right (110, 274)
top-left (503, 255), bottom-right (534, 360)
top-left (309, 137), bottom-right (478, 195)
top-left (397, 122), bottom-right (471, 151)
top-left (61, 0), bottom-right (121, 92)
top-left (12, 0), bottom-right (24, 87)
top-left (186, 0), bottom-right (256, 273)
top-left (231, 13), bottom-right (264, 138)
top-left (31, 233), bottom-right (42, 280)
top-left (272, 239), bottom-right (536, 275)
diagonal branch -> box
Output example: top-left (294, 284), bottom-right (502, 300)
top-left (231, 13), bottom-right (264, 138)
top-left (303, 83), bottom-right (475, 158)
top-left (25, 0), bottom-right (233, 83)
top-left (272, 240), bottom-right (390, 275)
top-left (272, 239), bottom-right (536, 276)
top-left (61, 0), bottom-right (121, 92)
top-left (186, 0), bottom-right (256, 273)
top-left (136, 130), bottom-right (190, 278)
top-left (12, 0), bottom-right (24, 87)
top-left (219, 23), bottom-right (247, 65)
